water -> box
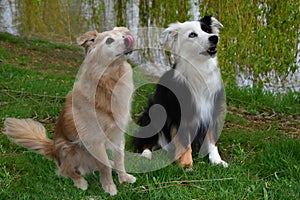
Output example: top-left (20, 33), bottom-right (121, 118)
top-left (0, 0), bottom-right (299, 93)
top-left (236, 65), bottom-right (300, 94)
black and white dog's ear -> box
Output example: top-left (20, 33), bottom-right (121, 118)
top-left (159, 23), bottom-right (180, 50)
top-left (211, 17), bottom-right (223, 34)
top-left (211, 17), bottom-right (223, 29)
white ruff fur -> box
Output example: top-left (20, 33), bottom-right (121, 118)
top-left (175, 57), bottom-right (222, 125)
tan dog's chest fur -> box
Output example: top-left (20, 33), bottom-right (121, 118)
top-left (54, 61), bottom-right (132, 161)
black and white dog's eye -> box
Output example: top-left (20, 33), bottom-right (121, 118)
top-left (188, 32), bottom-right (198, 38)
top-left (105, 38), bottom-right (114, 45)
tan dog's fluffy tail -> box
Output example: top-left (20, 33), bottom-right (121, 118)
top-left (4, 118), bottom-right (54, 159)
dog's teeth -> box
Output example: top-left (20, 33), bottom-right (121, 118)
top-left (124, 50), bottom-right (133, 55)
top-left (207, 47), bottom-right (217, 55)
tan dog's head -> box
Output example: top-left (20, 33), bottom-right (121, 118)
top-left (76, 27), bottom-right (134, 63)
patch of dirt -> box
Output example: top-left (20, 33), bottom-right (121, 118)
top-left (225, 104), bottom-right (300, 140)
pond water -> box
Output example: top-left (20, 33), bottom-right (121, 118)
top-left (0, 0), bottom-right (299, 93)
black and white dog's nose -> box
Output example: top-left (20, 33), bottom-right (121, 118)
top-left (209, 35), bottom-right (219, 45)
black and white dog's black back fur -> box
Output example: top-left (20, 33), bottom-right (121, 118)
top-left (133, 16), bottom-right (228, 168)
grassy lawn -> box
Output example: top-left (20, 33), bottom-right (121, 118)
top-left (0, 34), bottom-right (299, 199)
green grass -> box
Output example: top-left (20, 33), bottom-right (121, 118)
top-left (1, 65), bottom-right (74, 120)
top-left (226, 85), bottom-right (300, 115)
top-left (0, 34), bottom-right (300, 199)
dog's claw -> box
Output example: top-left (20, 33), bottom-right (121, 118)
top-left (210, 159), bottom-right (229, 168)
top-left (103, 183), bottom-right (117, 196)
top-left (220, 160), bottom-right (229, 168)
top-left (118, 173), bottom-right (136, 184)
top-left (185, 167), bottom-right (193, 172)
top-left (74, 178), bottom-right (88, 190)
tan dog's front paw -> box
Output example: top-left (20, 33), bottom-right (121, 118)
top-left (74, 178), bottom-right (88, 190)
top-left (103, 183), bottom-right (117, 196)
top-left (118, 173), bottom-right (136, 184)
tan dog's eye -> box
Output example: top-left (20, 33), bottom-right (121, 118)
top-left (106, 38), bottom-right (114, 45)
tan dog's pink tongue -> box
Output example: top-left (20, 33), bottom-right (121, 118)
top-left (126, 35), bottom-right (134, 49)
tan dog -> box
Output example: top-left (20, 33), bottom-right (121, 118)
top-left (4, 27), bottom-right (136, 195)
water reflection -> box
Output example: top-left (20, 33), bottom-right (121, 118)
top-left (0, 0), bottom-right (299, 93)
top-left (0, 0), bottom-right (18, 34)
top-left (0, 0), bottom-right (196, 76)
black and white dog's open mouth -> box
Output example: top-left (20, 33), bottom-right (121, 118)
top-left (200, 46), bottom-right (217, 56)
top-left (207, 46), bottom-right (217, 55)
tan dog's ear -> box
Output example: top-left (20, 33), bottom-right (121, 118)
top-left (76, 30), bottom-right (98, 55)
top-left (113, 27), bottom-right (130, 33)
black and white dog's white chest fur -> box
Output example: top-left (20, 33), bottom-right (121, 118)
top-left (133, 16), bottom-right (228, 168)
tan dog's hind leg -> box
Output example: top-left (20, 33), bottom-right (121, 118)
top-left (58, 162), bottom-right (88, 190)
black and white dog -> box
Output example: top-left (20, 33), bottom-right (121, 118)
top-left (133, 16), bottom-right (228, 169)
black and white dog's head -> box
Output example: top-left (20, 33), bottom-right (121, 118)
top-left (160, 16), bottom-right (223, 61)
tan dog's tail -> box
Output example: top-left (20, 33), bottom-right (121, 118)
top-left (4, 118), bottom-right (54, 159)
